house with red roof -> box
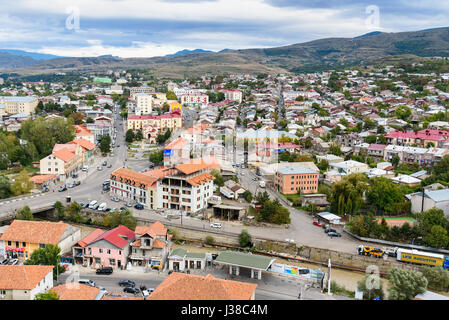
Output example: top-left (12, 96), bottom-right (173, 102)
top-left (82, 225), bottom-right (136, 269)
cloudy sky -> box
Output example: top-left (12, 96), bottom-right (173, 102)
top-left (1, 0), bottom-right (449, 58)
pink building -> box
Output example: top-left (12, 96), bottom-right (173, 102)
top-left (82, 225), bottom-right (136, 269)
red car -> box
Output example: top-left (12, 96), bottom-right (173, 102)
top-left (313, 221), bottom-right (323, 227)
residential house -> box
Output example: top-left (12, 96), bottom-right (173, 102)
top-left (0, 265), bottom-right (54, 300)
top-left (0, 220), bottom-right (81, 260)
top-left (168, 248), bottom-right (206, 271)
top-left (409, 189), bottom-right (449, 216)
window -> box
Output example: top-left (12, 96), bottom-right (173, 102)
top-left (107, 249), bottom-right (111, 254)
top-left (99, 249), bottom-right (103, 254)
top-left (22, 242), bottom-right (26, 247)
top-left (7, 241), bottom-right (11, 246)
top-left (15, 242), bottom-right (19, 248)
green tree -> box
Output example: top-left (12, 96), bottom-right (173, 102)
top-left (0, 174), bottom-right (11, 199)
top-left (103, 209), bottom-right (136, 230)
top-left (422, 266), bottom-right (449, 292)
top-left (54, 201), bottom-right (65, 220)
top-left (317, 159), bottom-right (329, 172)
top-left (395, 105), bottom-right (412, 121)
top-left (16, 205), bottom-right (34, 221)
top-left (392, 154), bottom-right (400, 167)
top-left (387, 268), bottom-right (427, 300)
top-left (210, 169), bottom-right (224, 187)
top-left (238, 229), bottom-right (252, 247)
top-left (34, 291), bottom-right (59, 300)
top-left (357, 274), bottom-right (384, 300)
top-left (366, 177), bottom-right (407, 214)
top-left (25, 244), bottom-right (66, 280)
top-left (11, 169), bottom-right (33, 196)
top-left (205, 235), bottom-right (215, 245)
top-left (125, 129), bottom-right (135, 143)
top-left (423, 225), bottom-right (449, 249)
top-left (99, 135), bottom-right (111, 155)
top-left (166, 91), bottom-right (178, 100)
top-left (86, 117), bottom-right (94, 124)
top-left (149, 150), bottom-right (164, 166)
top-left (329, 173), bottom-right (370, 215)
top-left (64, 201), bottom-right (82, 222)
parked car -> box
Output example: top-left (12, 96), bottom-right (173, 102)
top-left (98, 203), bottom-right (107, 211)
top-left (123, 287), bottom-right (140, 295)
top-left (328, 231), bottom-right (342, 237)
top-left (75, 181), bottom-right (81, 186)
top-left (82, 166), bottom-right (88, 171)
top-left (0, 259), bottom-right (9, 265)
top-left (134, 203), bottom-right (144, 210)
top-left (102, 185), bottom-right (110, 191)
top-left (324, 228), bottom-right (336, 234)
top-left (68, 182), bottom-right (76, 188)
top-left (119, 280), bottom-right (135, 287)
top-left (97, 166), bottom-right (103, 171)
top-left (58, 185), bottom-right (67, 192)
top-left (78, 279), bottom-right (96, 287)
top-left (104, 208), bottom-right (111, 212)
top-left (120, 207), bottom-right (127, 211)
top-left (9, 259), bottom-right (18, 265)
top-left (88, 200), bottom-right (98, 209)
top-left (92, 204), bottom-right (99, 210)
top-left (72, 173), bottom-right (79, 179)
top-left (82, 202), bottom-right (89, 208)
top-left (111, 196), bottom-right (120, 202)
top-left (102, 161), bottom-right (107, 166)
top-left (313, 221), bottom-right (323, 227)
top-left (107, 164), bottom-right (112, 168)
top-left (210, 223), bottom-right (222, 229)
top-left (125, 202), bottom-right (133, 207)
top-left (96, 267), bottom-right (113, 275)
top-left (168, 270), bottom-right (186, 275)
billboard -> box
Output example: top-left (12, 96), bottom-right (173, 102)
top-left (164, 149), bottom-right (172, 157)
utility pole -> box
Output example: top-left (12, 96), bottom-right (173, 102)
top-left (327, 258), bottom-right (332, 295)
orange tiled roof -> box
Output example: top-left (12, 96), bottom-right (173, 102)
top-left (74, 228), bottom-right (104, 248)
top-left (69, 139), bottom-right (95, 151)
top-left (148, 273), bottom-right (257, 300)
top-left (165, 137), bottom-right (189, 150)
top-left (186, 172), bottom-right (215, 187)
top-left (142, 168), bottom-right (173, 179)
top-left (175, 159), bottom-right (211, 175)
top-left (102, 296), bottom-right (144, 300)
top-left (110, 168), bottom-right (158, 189)
top-left (30, 174), bottom-right (57, 184)
top-left (51, 283), bottom-right (101, 300)
top-left (153, 239), bottom-right (166, 249)
top-left (130, 239), bottom-right (141, 247)
top-left (74, 125), bottom-right (93, 136)
top-left (0, 220), bottom-right (69, 244)
top-left (135, 221), bottom-right (167, 238)
top-left (52, 144), bottom-right (78, 154)
top-left (53, 148), bottom-right (76, 162)
top-left (0, 265), bottom-right (54, 290)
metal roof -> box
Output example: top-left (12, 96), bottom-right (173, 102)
top-left (215, 251), bottom-right (275, 270)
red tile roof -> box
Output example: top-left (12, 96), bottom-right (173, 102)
top-left (0, 265), bottom-right (54, 290)
top-left (69, 139), bottom-right (95, 151)
top-left (53, 148), bottom-right (76, 162)
top-left (89, 225), bottom-right (136, 249)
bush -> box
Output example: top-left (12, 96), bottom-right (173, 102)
top-left (422, 266), bottom-right (449, 292)
top-left (239, 229), bottom-right (252, 247)
top-left (205, 235), bottom-right (215, 245)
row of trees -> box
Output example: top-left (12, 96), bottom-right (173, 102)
top-left (255, 191), bottom-right (291, 225)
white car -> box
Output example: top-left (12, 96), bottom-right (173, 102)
top-left (88, 200), bottom-right (98, 209)
top-left (210, 223), bottom-right (222, 229)
top-left (98, 203), bottom-right (107, 211)
top-left (82, 166), bottom-right (88, 171)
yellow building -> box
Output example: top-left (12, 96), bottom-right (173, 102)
top-left (0, 96), bottom-right (39, 115)
top-left (170, 103), bottom-right (182, 112)
top-left (0, 220), bottom-right (81, 260)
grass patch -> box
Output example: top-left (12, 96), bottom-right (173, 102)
top-left (329, 281), bottom-right (355, 299)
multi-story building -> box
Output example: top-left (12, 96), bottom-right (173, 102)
top-left (219, 89), bottom-right (243, 103)
top-left (383, 145), bottom-right (449, 166)
top-left (385, 130), bottom-right (447, 147)
top-left (274, 166), bottom-right (319, 195)
top-left (109, 168), bottom-right (160, 209)
top-left (129, 221), bottom-right (170, 269)
top-left (0, 220), bottom-right (81, 260)
top-left (180, 94), bottom-right (209, 107)
top-left (127, 111), bottom-right (183, 139)
top-left (74, 125), bottom-right (95, 144)
top-left (39, 148), bottom-right (81, 182)
top-left (135, 93), bottom-right (153, 115)
top-left (85, 116), bottom-right (114, 143)
top-left (0, 97), bottom-right (39, 115)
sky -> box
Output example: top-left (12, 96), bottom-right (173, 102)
top-left (1, 0), bottom-right (449, 58)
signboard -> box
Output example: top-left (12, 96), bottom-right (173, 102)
top-left (5, 247), bottom-right (25, 252)
top-left (164, 150), bottom-right (172, 157)
top-left (269, 262), bottom-right (324, 281)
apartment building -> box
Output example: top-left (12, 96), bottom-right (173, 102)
top-left (384, 145), bottom-right (449, 166)
top-left (0, 97), bottom-right (39, 115)
top-left (135, 93), bottom-right (153, 115)
top-left (385, 130), bottom-right (447, 147)
top-left (109, 168), bottom-right (160, 209)
top-left (127, 111), bottom-right (183, 138)
top-left (274, 166), bottom-right (319, 195)
top-left (219, 89), bottom-right (243, 103)
top-left (39, 148), bottom-right (81, 182)
top-left (180, 94), bottom-right (209, 107)
top-left (74, 125), bottom-right (95, 144)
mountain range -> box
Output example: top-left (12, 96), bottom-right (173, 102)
top-left (2, 27), bottom-right (449, 77)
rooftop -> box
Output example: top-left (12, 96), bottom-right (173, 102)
top-left (215, 251), bottom-right (275, 270)
top-left (0, 220), bottom-right (70, 244)
top-left (0, 265), bottom-right (54, 290)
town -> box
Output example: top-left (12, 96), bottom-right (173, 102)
top-left (1, 58), bottom-right (449, 301)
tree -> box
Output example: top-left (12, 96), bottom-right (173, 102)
top-left (99, 135), bottom-right (111, 155)
top-left (317, 159), bottom-right (329, 172)
top-left (0, 174), bottom-right (11, 199)
top-left (392, 154), bottom-right (400, 167)
top-left (64, 201), bottom-right (82, 222)
top-left (149, 150), bottom-right (164, 166)
top-left (243, 190), bottom-right (253, 203)
top-left (205, 235), bottom-right (215, 245)
top-left (329, 173), bottom-right (370, 215)
top-left (34, 291), bottom-right (59, 300)
top-left (255, 191), bottom-right (270, 205)
top-left (423, 225), bottom-right (449, 249)
top-left (86, 117), bottom-right (94, 124)
top-left (387, 268), bottom-right (427, 300)
top-left (11, 169), bottom-right (33, 196)
top-left (357, 274), bottom-right (384, 300)
top-left (16, 205), bottom-right (34, 221)
top-left (102, 209), bottom-right (136, 230)
top-left (210, 169), bottom-right (224, 187)
top-left (395, 105), bottom-right (412, 121)
top-left (422, 266), bottom-right (449, 292)
top-left (125, 129), bottom-right (135, 143)
top-left (166, 91), bottom-right (177, 100)
top-left (135, 129), bottom-right (143, 141)
top-left (54, 201), bottom-right (64, 220)
top-left (366, 177), bottom-right (407, 214)
top-left (25, 244), bottom-right (66, 280)
top-left (329, 143), bottom-right (342, 156)
top-left (239, 229), bottom-right (252, 247)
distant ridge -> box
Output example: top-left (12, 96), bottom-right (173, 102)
top-left (354, 31), bottom-right (383, 39)
top-left (0, 49), bottom-right (61, 61)
top-left (165, 49), bottom-right (215, 57)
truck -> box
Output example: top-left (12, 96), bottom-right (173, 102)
top-left (259, 181), bottom-right (266, 188)
top-left (219, 186), bottom-right (235, 199)
top-left (357, 245), bottom-right (384, 258)
top-left (396, 248), bottom-right (449, 268)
